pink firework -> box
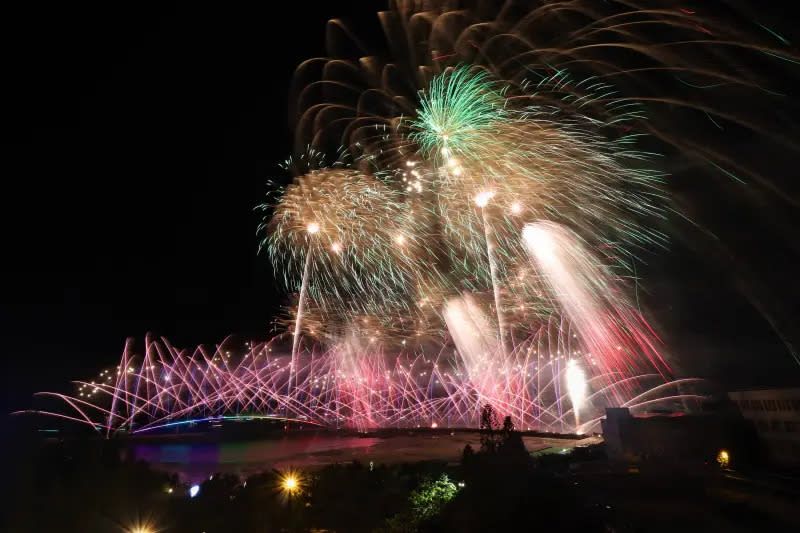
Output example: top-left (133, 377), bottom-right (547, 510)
top-left (17, 329), bottom-right (703, 435)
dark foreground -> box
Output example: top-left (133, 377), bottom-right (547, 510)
top-left (3, 429), bottom-right (799, 532)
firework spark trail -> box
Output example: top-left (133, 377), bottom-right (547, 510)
top-left (443, 294), bottom-right (498, 409)
top-left (289, 3), bottom-right (800, 363)
top-left (477, 194), bottom-right (508, 352)
top-left (290, 246), bottom-right (313, 401)
top-left (395, 66), bottom-right (670, 338)
top-left (16, 332), bottom-right (702, 435)
top-left (523, 221), bottom-right (670, 380)
top-left (566, 360), bottom-right (588, 432)
top-left (293, 1), bottom-right (799, 186)
top-left (25, 2), bottom-right (797, 434)
top-left (261, 168), bottom-right (434, 340)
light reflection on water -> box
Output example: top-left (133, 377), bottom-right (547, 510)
top-left (126, 432), bottom-right (590, 484)
top-left (129, 435), bottom-right (381, 483)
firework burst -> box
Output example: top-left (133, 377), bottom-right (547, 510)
top-left (408, 67), bottom-right (667, 309)
top-left (21, 2), bottom-right (800, 434)
top-left (261, 168), bottom-right (427, 320)
top-left (16, 334), bottom-right (705, 435)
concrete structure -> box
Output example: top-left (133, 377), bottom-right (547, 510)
top-left (728, 388), bottom-right (800, 467)
top-left (601, 408), bottom-right (733, 464)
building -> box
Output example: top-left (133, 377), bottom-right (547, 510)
top-left (601, 408), bottom-right (734, 464)
top-left (728, 388), bottom-right (800, 467)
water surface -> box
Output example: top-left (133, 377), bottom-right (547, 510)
top-left (129, 433), bottom-right (599, 483)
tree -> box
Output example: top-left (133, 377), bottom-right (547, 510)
top-left (501, 415), bottom-right (514, 434)
top-left (377, 474), bottom-right (459, 533)
top-left (461, 443), bottom-right (475, 465)
top-left (409, 475), bottom-right (459, 523)
top-left (480, 404), bottom-right (498, 432)
top-left (479, 404), bottom-right (499, 453)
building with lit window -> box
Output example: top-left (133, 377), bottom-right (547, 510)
top-left (728, 388), bottom-right (800, 467)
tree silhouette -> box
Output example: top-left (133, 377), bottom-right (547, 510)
top-left (499, 415), bottom-right (527, 458)
top-left (501, 415), bottom-right (514, 434)
top-left (479, 404), bottom-right (499, 453)
top-left (461, 443), bottom-right (475, 465)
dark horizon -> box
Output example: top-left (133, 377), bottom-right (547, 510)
top-left (3, 1), bottom-right (800, 416)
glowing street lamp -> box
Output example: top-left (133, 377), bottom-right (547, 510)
top-left (717, 449), bottom-right (730, 468)
top-left (279, 468), bottom-right (304, 495)
top-left (283, 475), bottom-right (298, 492)
top-left (279, 466), bottom-right (305, 526)
top-left (126, 521), bottom-right (157, 533)
top-left (279, 470), bottom-right (303, 533)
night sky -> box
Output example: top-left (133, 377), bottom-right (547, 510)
top-left (3, 2), bottom-right (800, 416)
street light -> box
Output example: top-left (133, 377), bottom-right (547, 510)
top-left (126, 521), bottom-right (157, 533)
top-left (279, 471), bottom-right (303, 533)
top-left (717, 449), bottom-right (730, 468)
top-left (283, 476), bottom-right (298, 492)
top-left (279, 469), bottom-right (304, 496)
